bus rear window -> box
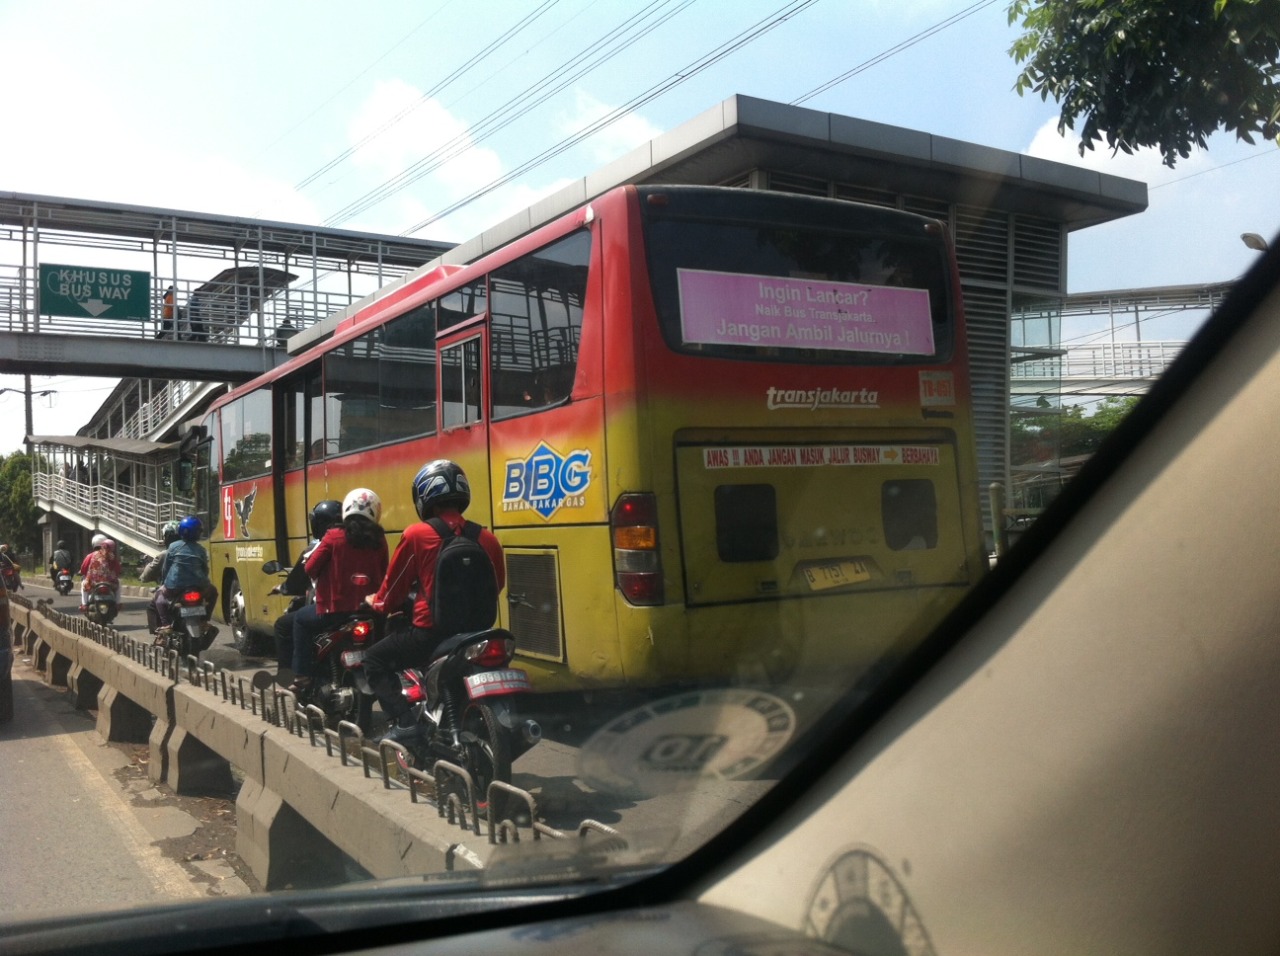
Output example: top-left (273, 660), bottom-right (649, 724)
top-left (642, 194), bottom-right (953, 365)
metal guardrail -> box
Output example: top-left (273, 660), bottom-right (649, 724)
top-left (33, 473), bottom-right (190, 542)
top-left (14, 593), bottom-right (623, 852)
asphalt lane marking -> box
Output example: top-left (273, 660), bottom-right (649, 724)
top-left (15, 671), bottom-right (206, 902)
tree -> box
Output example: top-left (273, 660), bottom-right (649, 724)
top-left (0, 452), bottom-right (42, 561)
top-left (1009, 0), bottom-right (1280, 166)
top-left (1011, 395), bottom-right (1141, 464)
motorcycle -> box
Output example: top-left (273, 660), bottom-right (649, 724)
top-left (154, 588), bottom-right (219, 657)
top-left (293, 607), bottom-right (382, 733)
top-left (82, 582), bottom-right (119, 625)
top-left (54, 568), bottom-right (73, 596)
top-left (392, 627), bottom-right (541, 812)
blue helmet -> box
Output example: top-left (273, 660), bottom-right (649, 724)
top-left (411, 459), bottom-right (470, 520)
top-left (177, 515), bottom-right (203, 542)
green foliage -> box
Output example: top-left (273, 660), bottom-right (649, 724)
top-left (1009, 0), bottom-right (1280, 166)
top-left (1011, 395), bottom-right (1141, 463)
top-left (0, 452), bottom-right (42, 558)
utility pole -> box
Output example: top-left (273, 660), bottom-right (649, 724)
top-left (24, 374), bottom-right (34, 453)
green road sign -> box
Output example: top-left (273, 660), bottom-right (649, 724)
top-left (38, 263), bottom-right (151, 320)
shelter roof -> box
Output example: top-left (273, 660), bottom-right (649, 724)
top-left (26, 434), bottom-right (179, 458)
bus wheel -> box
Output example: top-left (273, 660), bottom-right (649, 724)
top-left (227, 577), bottom-right (254, 656)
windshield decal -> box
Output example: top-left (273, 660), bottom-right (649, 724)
top-left (677, 268), bottom-right (935, 355)
top-left (579, 689), bottom-right (795, 799)
top-left (807, 848), bottom-right (937, 955)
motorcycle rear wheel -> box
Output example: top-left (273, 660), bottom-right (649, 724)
top-left (459, 702), bottom-right (512, 814)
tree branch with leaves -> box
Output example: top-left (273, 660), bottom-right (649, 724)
top-left (1009, 0), bottom-right (1280, 166)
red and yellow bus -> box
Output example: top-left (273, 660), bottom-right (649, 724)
top-left (192, 184), bottom-right (986, 692)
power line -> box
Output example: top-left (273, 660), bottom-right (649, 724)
top-left (400, 0), bottom-right (824, 236)
top-left (790, 0), bottom-right (1001, 106)
top-left (323, 0), bottom-right (695, 227)
top-left (255, 1), bottom-right (453, 167)
top-left (1149, 145), bottom-right (1280, 190)
top-left (299, 0), bottom-right (564, 192)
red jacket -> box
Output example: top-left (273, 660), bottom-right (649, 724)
top-left (370, 511), bottom-right (505, 630)
top-left (305, 526), bottom-right (389, 615)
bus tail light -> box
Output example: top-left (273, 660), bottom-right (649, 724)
top-left (611, 493), bottom-right (664, 606)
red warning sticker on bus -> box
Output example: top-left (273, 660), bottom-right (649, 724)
top-left (702, 444), bottom-right (940, 469)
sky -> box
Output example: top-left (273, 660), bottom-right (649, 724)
top-left (2, 0), bottom-right (1278, 454)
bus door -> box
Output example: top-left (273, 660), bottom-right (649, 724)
top-left (278, 367), bottom-right (322, 563)
top-left (438, 324), bottom-right (491, 530)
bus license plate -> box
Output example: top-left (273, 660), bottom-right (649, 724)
top-left (179, 606), bottom-right (205, 618)
top-left (465, 669), bottom-right (532, 699)
top-left (803, 559), bottom-right (872, 591)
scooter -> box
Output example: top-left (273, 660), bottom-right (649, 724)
top-left (82, 582), bottom-right (119, 625)
top-left (154, 588), bottom-right (218, 658)
top-left (393, 628), bottom-right (541, 812)
top-left (54, 568), bottom-right (73, 596)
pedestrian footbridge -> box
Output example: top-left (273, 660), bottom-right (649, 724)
top-left (1011, 340), bottom-right (1187, 398)
top-left (3, 191), bottom-right (449, 557)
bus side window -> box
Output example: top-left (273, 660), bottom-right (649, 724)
top-left (442, 337), bottom-right (482, 429)
top-left (378, 302), bottom-right (437, 443)
top-left (490, 230), bottom-right (591, 421)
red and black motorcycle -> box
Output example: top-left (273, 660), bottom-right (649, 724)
top-left (393, 627), bottom-right (541, 810)
top-left (297, 609), bottom-right (383, 733)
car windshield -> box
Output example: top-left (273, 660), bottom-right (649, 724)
top-left (1, 1), bottom-right (1277, 952)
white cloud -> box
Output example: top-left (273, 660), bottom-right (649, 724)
top-left (1024, 117), bottom-right (1213, 188)
top-left (343, 81), bottom-right (503, 214)
top-left (557, 90), bottom-right (663, 165)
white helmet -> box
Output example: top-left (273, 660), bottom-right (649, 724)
top-left (91, 533), bottom-right (107, 548)
top-left (342, 487), bottom-right (382, 524)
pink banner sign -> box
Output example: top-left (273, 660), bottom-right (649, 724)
top-left (677, 269), bottom-right (935, 355)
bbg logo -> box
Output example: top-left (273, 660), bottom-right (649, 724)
top-left (502, 441), bottom-right (592, 519)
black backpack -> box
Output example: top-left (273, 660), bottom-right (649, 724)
top-left (427, 518), bottom-right (498, 636)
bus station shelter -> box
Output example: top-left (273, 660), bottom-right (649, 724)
top-left (17, 94), bottom-right (1146, 554)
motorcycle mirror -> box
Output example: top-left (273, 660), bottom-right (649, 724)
top-left (262, 561), bottom-right (282, 574)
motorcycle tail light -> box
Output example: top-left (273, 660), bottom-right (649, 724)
top-left (181, 590), bottom-right (203, 603)
top-left (350, 573), bottom-right (370, 587)
top-left (351, 619), bottom-right (373, 643)
top-left (465, 637), bottom-right (514, 668)
top-left (402, 680), bottom-right (426, 704)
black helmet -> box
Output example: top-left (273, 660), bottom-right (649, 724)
top-left (56, 539), bottom-right (68, 550)
top-left (309, 499), bottom-right (343, 539)
top-left (412, 459), bottom-right (470, 520)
